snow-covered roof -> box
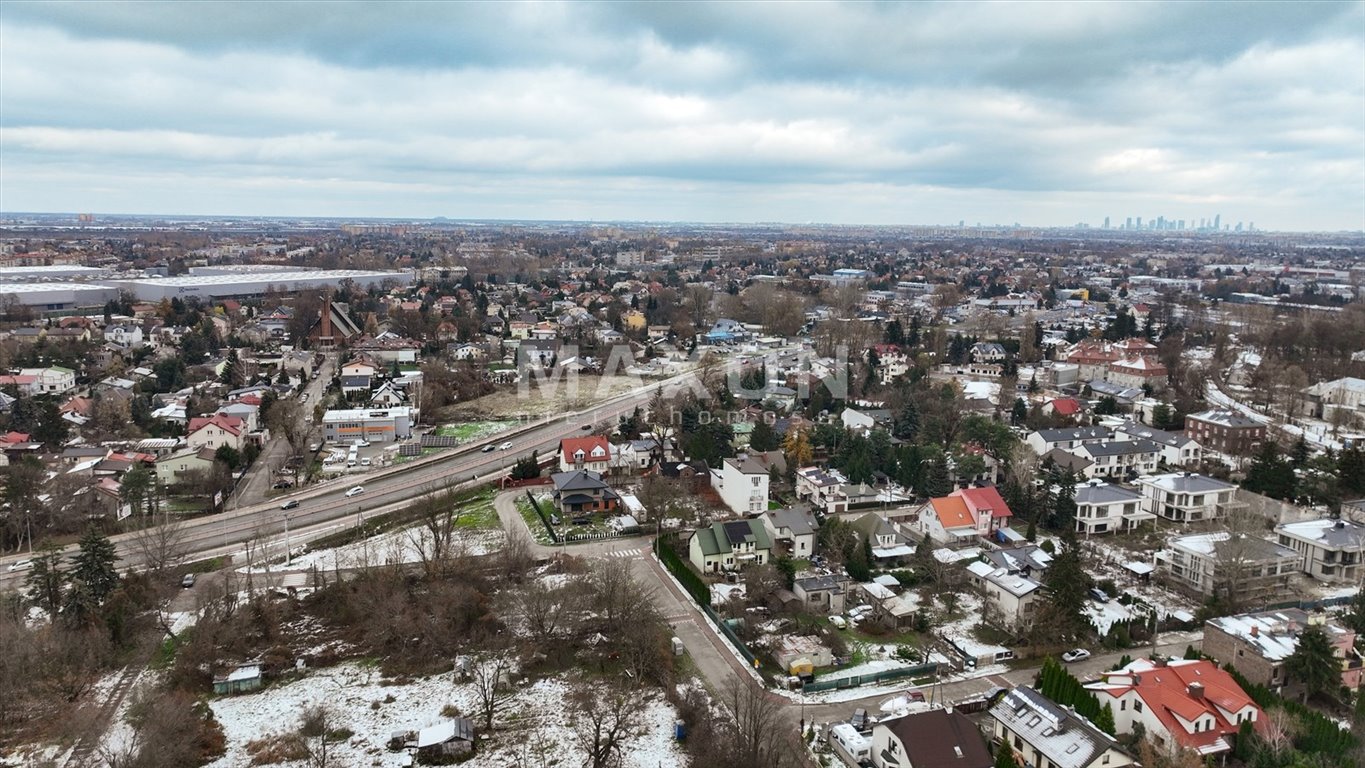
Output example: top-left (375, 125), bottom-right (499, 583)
top-left (991, 687), bottom-right (1126, 768)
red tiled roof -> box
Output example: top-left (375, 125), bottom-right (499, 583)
top-left (929, 496), bottom-right (975, 529)
top-left (1093, 660), bottom-right (1260, 753)
top-left (952, 486), bottom-right (1013, 519)
top-left (560, 436), bottom-right (610, 461)
top-left (188, 414), bottom-right (244, 437)
top-left (1049, 397), bottom-right (1082, 416)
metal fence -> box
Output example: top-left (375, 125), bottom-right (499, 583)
top-left (802, 661), bottom-right (939, 693)
top-left (701, 604), bottom-right (758, 668)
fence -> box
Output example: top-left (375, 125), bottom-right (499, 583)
top-left (524, 491), bottom-right (558, 543)
top-left (702, 604), bottom-right (758, 668)
top-left (1262, 594), bottom-right (1355, 612)
top-left (802, 661), bottom-right (939, 693)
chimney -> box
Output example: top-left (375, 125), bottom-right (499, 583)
top-left (1154, 658), bottom-right (1168, 668)
top-left (1250, 624), bottom-right (1259, 637)
top-left (1188, 682), bottom-right (1205, 700)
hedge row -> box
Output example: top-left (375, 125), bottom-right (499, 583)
top-left (656, 538), bottom-right (710, 607)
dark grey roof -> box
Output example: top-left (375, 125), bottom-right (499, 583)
top-left (794, 574), bottom-right (847, 593)
top-left (1116, 421), bottom-right (1194, 448)
top-left (1033, 426), bottom-right (1113, 442)
top-left (1188, 410), bottom-right (1263, 429)
top-left (550, 469), bottom-right (609, 492)
top-left (1079, 439), bottom-right (1159, 457)
top-left (1074, 481), bottom-right (1141, 505)
top-left (991, 687), bottom-right (1126, 768)
top-left (766, 508), bottom-right (817, 536)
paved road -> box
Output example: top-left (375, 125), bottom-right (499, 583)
top-left (0, 363), bottom-right (730, 592)
top-left (230, 355), bottom-right (334, 510)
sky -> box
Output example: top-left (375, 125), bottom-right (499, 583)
top-left (2, 1), bottom-right (1363, 231)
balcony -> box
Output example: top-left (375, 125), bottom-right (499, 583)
top-left (1217, 500), bottom-right (1250, 517)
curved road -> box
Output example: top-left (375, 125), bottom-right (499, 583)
top-left (0, 364), bottom-right (722, 592)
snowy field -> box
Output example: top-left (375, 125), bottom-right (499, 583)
top-left (239, 523), bottom-right (506, 573)
top-left (205, 662), bottom-right (689, 768)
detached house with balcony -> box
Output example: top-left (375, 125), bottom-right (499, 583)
top-left (710, 454), bottom-right (770, 515)
top-left (1071, 439), bottom-right (1160, 480)
top-left (1275, 517), bottom-right (1365, 584)
top-left (550, 469), bottom-right (619, 517)
top-left (761, 508), bottom-right (819, 557)
top-left (1073, 480), bottom-right (1152, 535)
top-left (917, 496), bottom-right (979, 547)
top-left (1087, 658), bottom-right (1262, 758)
top-left (688, 519), bottom-right (772, 573)
top-left (1026, 426), bottom-right (1114, 457)
top-left (795, 466), bottom-right (848, 514)
top-left (559, 436), bottom-right (612, 473)
top-left (1156, 532), bottom-right (1299, 606)
top-left (1138, 472), bottom-right (1243, 523)
top-left (1116, 420), bottom-right (1202, 467)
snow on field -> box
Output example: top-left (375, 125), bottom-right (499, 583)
top-left (239, 523), bottom-right (506, 573)
top-left (206, 662), bottom-right (689, 768)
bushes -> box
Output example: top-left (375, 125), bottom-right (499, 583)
top-left (1037, 657), bottom-right (1112, 734)
top-left (656, 538), bottom-right (710, 607)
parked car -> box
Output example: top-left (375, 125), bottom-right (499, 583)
top-left (353, 439), bottom-right (371, 448)
top-left (272, 481), bottom-right (292, 490)
top-left (7, 559), bottom-right (33, 573)
top-left (580, 424), bottom-right (592, 430)
top-left (481, 444), bottom-right (496, 453)
top-left (1088, 587), bottom-right (1110, 603)
top-left (308, 443), bottom-right (321, 452)
top-left (828, 615), bottom-right (847, 629)
top-left (1061, 648), bottom-right (1092, 663)
top-left (281, 500), bottom-right (300, 510)
top-left (850, 708), bottom-right (869, 730)
top-left (345, 486), bottom-right (366, 498)
top-left (498, 441), bottom-right (513, 450)
top-left (181, 573), bottom-right (196, 589)
top-left (360, 457), bottom-right (372, 467)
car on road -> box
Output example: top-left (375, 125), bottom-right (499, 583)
top-left (1061, 648), bottom-right (1092, 663)
top-left (7, 559), bottom-right (33, 573)
top-left (580, 424), bottom-right (592, 431)
top-left (1088, 587), bottom-right (1110, 602)
top-left (345, 486), bottom-right (366, 498)
top-left (181, 573), bottom-right (196, 589)
top-left (281, 500), bottom-right (300, 510)
top-left (300, 393), bottom-right (309, 403)
top-left (498, 441), bottom-right (513, 450)
top-left (481, 444), bottom-right (496, 453)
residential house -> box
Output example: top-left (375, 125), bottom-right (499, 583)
top-left (1026, 426), bottom-right (1114, 457)
top-left (1071, 439), bottom-right (1160, 480)
top-left (870, 709), bottom-right (993, 768)
top-left (852, 512), bottom-right (914, 563)
top-left (1204, 608), bottom-right (1363, 692)
top-left (559, 436), bottom-right (612, 473)
top-left (1156, 532), bottom-right (1299, 605)
top-left (549, 470), bottom-right (620, 517)
top-left (1088, 658), bottom-right (1262, 757)
top-left (415, 718), bottom-right (476, 763)
top-left (950, 485), bottom-right (1013, 536)
top-left (1274, 517), bottom-right (1365, 584)
top-left (155, 447), bottom-right (219, 487)
top-left (187, 414), bottom-right (245, 453)
top-left (105, 323), bottom-right (145, 349)
top-left (1043, 397), bottom-right (1084, 419)
top-left (1184, 410), bottom-right (1266, 456)
top-left (795, 466), bottom-right (849, 514)
top-left (841, 407), bottom-right (892, 434)
top-left (762, 508), bottom-right (819, 557)
top-left (971, 342), bottom-right (1007, 363)
top-left (688, 519), bottom-right (772, 572)
top-left (1107, 356), bottom-right (1168, 391)
top-left (1299, 377), bottom-right (1365, 421)
top-left (967, 559), bottom-right (1042, 629)
top-left (1073, 480), bottom-right (1151, 535)
top-left (793, 574), bottom-right (853, 614)
top-left (871, 344), bottom-right (909, 385)
top-left (18, 366), bottom-right (77, 395)
top-left (1138, 472), bottom-right (1243, 523)
top-left (369, 380), bottom-right (409, 408)
top-left (340, 360), bottom-right (376, 396)
top-left (917, 496), bottom-right (979, 547)
top-left (1116, 420), bottom-right (1202, 467)
top-left (990, 687), bottom-right (1136, 768)
top-left (710, 454), bottom-right (770, 516)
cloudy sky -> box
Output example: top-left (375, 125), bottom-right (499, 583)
top-left (2, 1), bottom-right (1363, 230)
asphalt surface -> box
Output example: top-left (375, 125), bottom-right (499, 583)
top-left (229, 355), bottom-right (334, 510)
top-left (0, 364), bottom-right (720, 592)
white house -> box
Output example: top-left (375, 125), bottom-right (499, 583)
top-left (762, 508), bottom-right (819, 557)
top-left (19, 366), bottom-right (77, 395)
top-left (688, 519), bottom-right (772, 572)
top-left (105, 323), bottom-right (145, 349)
top-left (967, 560), bottom-right (1042, 629)
top-left (795, 466), bottom-right (848, 514)
top-left (186, 414), bottom-right (245, 453)
top-left (558, 436), bottom-right (612, 473)
top-left (1025, 426), bottom-right (1114, 457)
top-left (1071, 439), bottom-right (1160, 479)
top-left (991, 687), bottom-right (1136, 768)
top-left (1137, 472), bottom-right (1241, 523)
top-left (1073, 480), bottom-right (1152, 535)
top-left (1275, 517), bottom-right (1365, 584)
top-left (710, 454), bottom-right (770, 515)
top-left (1116, 421), bottom-right (1202, 467)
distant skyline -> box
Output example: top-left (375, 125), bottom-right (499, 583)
top-left (2, 1), bottom-right (1363, 231)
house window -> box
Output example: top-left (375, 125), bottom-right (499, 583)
top-left (1133, 700), bottom-right (1143, 713)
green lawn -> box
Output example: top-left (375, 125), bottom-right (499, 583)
top-left (434, 421), bottom-right (518, 441)
top-left (454, 489), bottom-right (500, 529)
top-left (516, 495), bottom-right (557, 545)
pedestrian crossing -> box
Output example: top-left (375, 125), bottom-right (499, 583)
top-left (591, 547), bottom-right (644, 560)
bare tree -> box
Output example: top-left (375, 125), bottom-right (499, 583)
top-left (569, 677), bottom-right (648, 768)
top-left (407, 483), bottom-right (463, 578)
top-left (725, 677), bottom-right (802, 768)
top-left (298, 702), bottom-right (342, 768)
top-left (470, 653), bottom-right (516, 732)
top-left (498, 530), bottom-right (534, 582)
top-left (585, 559), bottom-right (652, 636)
top-left (683, 284), bottom-right (714, 330)
top-left (517, 578), bottom-right (582, 644)
top-left (129, 516), bottom-right (188, 579)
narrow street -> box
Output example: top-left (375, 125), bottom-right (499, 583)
top-left (228, 355), bottom-right (334, 510)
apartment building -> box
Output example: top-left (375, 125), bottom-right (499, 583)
top-left (1274, 517), bottom-right (1365, 584)
top-left (1137, 472), bottom-right (1243, 523)
top-left (1185, 410), bottom-right (1266, 456)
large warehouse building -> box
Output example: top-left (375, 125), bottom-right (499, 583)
top-left (0, 265), bottom-right (112, 281)
top-left (102, 269), bottom-right (414, 302)
top-left (0, 282), bottom-right (119, 310)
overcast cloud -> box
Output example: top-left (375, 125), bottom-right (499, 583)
top-left (1, 1), bottom-right (1362, 230)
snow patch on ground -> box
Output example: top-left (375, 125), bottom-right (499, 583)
top-left (238, 523), bottom-right (505, 573)
top-left (205, 663), bottom-right (689, 768)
